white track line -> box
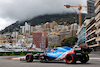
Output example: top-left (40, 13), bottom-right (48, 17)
top-left (90, 58), bottom-right (100, 59)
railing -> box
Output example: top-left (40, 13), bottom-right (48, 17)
top-left (95, 5), bottom-right (100, 14)
top-left (95, 21), bottom-right (100, 27)
top-left (95, 13), bottom-right (100, 20)
top-left (86, 37), bottom-right (96, 43)
top-left (88, 44), bottom-right (98, 47)
top-left (95, 0), bottom-right (100, 7)
top-left (86, 23), bottom-right (95, 32)
top-left (86, 30), bottom-right (96, 37)
top-left (96, 36), bottom-right (100, 41)
top-left (95, 29), bottom-right (100, 34)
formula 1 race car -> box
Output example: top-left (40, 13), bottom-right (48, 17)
top-left (25, 46), bottom-right (92, 64)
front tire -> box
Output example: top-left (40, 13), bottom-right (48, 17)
top-left (80, 54), bottom-right (89, 63)
top-left (26, 53), bottom-right (33, 62)
top-left (65, 54), bottom-right (76, 64)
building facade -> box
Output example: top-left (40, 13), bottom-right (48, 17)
top-left (87, 0), bottom-right (96, 17)
top-left (20, 22), bottom-right (33, 37)
top-left (95, 0), bottom-right (100, 50)
top-left (77, 23), bottom-right (86, 46)
top-left (33, 32), bottom-right (42, 48)
top-left (48, 35), bottom-right (61, 48)
top-left (12, 31), bottom-right (19, 39)
top-left (85, 0), bottom-right (100, 51)
top-left (85, 17), bottom-right (97, 48)
top-left (41, 36), bottom-right (47, 49)
top-left (33, 32), bottom-right (47, 48)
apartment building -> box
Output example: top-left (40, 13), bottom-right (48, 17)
top-left (85, 17), bottom-right (97, 48)
top-left (77, 23), bottom-right (86, 46)
top-left (95, 0), bottom-right (100, 50)
top-left (85, 0), bottom-right (100, 50)
top-left (20, 22), bottom-right (33, 37)
top-left (33, 32), bottom-right (47, 48)
top-left (12, 31), bottom-right (19, 39)
top-left (87, 0), bottom-right (96, 17)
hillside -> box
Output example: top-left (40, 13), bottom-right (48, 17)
top-left (1, 13), bottom-right (86, 33)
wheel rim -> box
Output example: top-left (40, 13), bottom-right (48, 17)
top-left (26, 55), bottom-right (31, 62)
top-left (26, 56), bottom-right (29, 61)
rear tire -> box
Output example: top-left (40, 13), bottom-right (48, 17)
top-left (80, 54), bottom-right (89, 63)
top-left (65, 54), bottom-right (76, 64)
top-left (26, 53), bottom-right (33, 62)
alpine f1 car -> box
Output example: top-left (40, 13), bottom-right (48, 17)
top-left (25, 46), bottom-right (92, 64)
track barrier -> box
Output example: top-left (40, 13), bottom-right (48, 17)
top-left (0, 52), bottom-right (42, 56)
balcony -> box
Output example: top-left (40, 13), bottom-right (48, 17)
top-left (96, 36), bottom-right (100, 41)
top-left (95, 5), bottom-right (100, 14)
top-left (86, 30), bottom-right (96, 37)
top-left (95, 0), bottom-right (100, 7)
top-left (96, 17), bottom-right (100, 23)
top-left (86, 37), bottom-right (96, 43)
top-left (86, 17), bottom-right (95, 28)
top-left (88, 44), bottom-right (98, 47)
top-left (86, 23), bottom-right (95, 32)
top-left (95, 21), bottom-right (100, 27)
top-left (96, 29), bottom-right (100, 34)
top-left (95, 13), bottom-right (100, 20)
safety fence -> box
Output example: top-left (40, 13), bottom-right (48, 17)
top-left (0, 52), bottom-right (42, 56)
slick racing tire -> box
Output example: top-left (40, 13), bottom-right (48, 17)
top-left (65, 54), bottom-right (76, 64)
top-left (80, 54), bottom-right (89, 63)
top-left (26, 53), bottom-right (33, 62)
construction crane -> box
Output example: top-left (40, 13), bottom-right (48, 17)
top-left (64, 4), bottom-right (87, 26)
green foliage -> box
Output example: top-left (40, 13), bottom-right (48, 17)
top-left (61, 36), bottom-right (78, 47)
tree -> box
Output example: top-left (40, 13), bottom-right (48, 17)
top-left (61, 36), bottom-right (78, 47)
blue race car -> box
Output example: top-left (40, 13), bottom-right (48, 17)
top-left (25, 46), bottom-right (92, 64)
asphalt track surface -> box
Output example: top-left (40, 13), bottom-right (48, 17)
top-left (0, 54), bottom-right (100, 67)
